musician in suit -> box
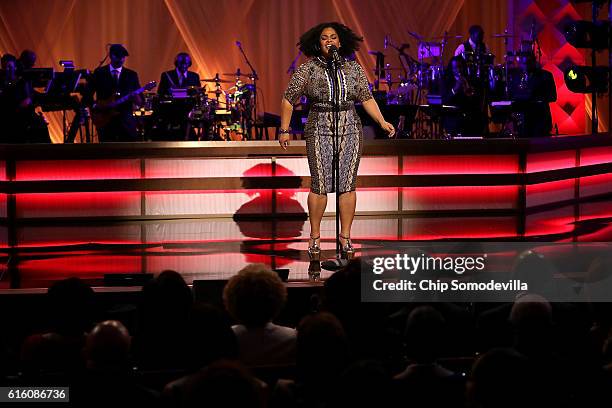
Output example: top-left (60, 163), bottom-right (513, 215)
top-left (508, 52), bottom-right (557, 137)
top-left (157, 52), bottom-right (200, 97)
top-left (87, 44), bottom-right (142, 142)
top-left (156, 52), bottom-right (201, 140)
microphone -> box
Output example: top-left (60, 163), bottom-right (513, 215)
top-left (235, 41), bottom-right (242, 48)
top-left (327, 44), bottom-right (340, 61)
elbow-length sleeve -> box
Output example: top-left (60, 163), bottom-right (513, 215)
top-left (355, 62), bottom-right (373, 103)
top-left (283, 63), bottom-right (309, 105)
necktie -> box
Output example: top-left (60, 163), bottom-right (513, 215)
top-left (112, 69), bottom-right (120, 85)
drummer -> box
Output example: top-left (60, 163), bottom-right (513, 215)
top-left (158, 52), bottom-right (201, 97)
top-left (454, 25), bottom-right (489, 57)
top-left (155, 52), bottom-right (202, 140)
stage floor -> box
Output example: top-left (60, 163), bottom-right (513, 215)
top-left (2, 195), bottom-right (611, 290)
top-left (1, 137), bottom-right (611, 290)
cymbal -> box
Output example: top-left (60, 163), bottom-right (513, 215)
top-left (432, 34), bottom-right (463, 39)
top-left (201, 78), bottom-right (233, 83)
top-left (222, 72), bottom-right (251, 77)
top-left (492, 33), bottom-right (517, 38)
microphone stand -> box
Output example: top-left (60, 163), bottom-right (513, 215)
top-left (236, 41), bottom-right (259, 139)
top-left (321, 52), bottom-right (348, 271)
top-left (287, 51), bottom-right (302, 75)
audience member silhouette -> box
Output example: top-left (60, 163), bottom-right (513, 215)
top-left (271, 312), bottom-right (349, 408)
top-left (133, 270), bottom-right (193, 370)
top-left (393, 306), bottom-right (465, 408)
top-left (72, 320), bottom-right (159, 407)
top-left (223, 263), bottom-right (296, 366)
top-left (20, 277), bottom-right (96, 376)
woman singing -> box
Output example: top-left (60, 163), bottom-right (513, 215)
top-left (279, 22), bottom-right (395, 261)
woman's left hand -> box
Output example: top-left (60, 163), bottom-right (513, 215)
top-left (380, 121), bottom-right (395, 138)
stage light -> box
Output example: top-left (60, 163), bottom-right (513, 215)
top-left (564, 66), bottom-right (608, 94)
top-left (563, 20), bottom-right (610, 50)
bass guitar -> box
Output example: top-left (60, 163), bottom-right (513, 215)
top-left (92, 81), bottom-right (156, 128)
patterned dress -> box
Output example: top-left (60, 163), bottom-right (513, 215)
top-left (283, 57), bottom-right (373, 194)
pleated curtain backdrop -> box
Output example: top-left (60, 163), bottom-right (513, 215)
top-left (1, 0), bottom-right (509, 142)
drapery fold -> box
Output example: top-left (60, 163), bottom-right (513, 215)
top-left (1, 0), bottom-right (508, 142)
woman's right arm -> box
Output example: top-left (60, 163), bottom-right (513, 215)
top-left (279, 63), bottom-right (308, 150)
top-left (279, 98), bottom-right (293, 150)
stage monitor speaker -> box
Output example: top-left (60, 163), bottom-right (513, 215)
top-left (104, 273), bottom-right (154, 286)
top-left (192, 279), bottom-right (228, 307)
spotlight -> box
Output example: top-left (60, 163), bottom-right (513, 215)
top-left (564, 66), bottom-right (608, 93)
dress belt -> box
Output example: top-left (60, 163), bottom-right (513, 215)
top-left (310, 103), bottom-right (354, 112)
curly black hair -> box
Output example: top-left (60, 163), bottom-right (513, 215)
top-left (298, 22), bottom-right (363, 58)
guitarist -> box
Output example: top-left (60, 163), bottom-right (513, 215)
top-left (87, 44), bottom-right (142, 142)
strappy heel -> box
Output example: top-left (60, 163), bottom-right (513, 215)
top-left (339, 234), bottom-right (355, 260)
top-left (308, 235), bottom-right (321, 261)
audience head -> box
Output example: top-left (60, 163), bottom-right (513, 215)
top-left (223, 263), bottom-right (286, 328)
top-left (84, 320), bottom-right (131, 371)
top-left (510, 294), bottom-right (553, 354)
top-left (331, 360), bottom-right (391, 408)
top-left (183, 360), bottom-right (262, 408)
top-left (140, 270), bottom-right (193, 325)
top-left (47, 277), bottom-right (96, 336)
top-left (467, 348), bottom-right (534, 408)
top-left (297, 312), bottom-right (348, 382)
top-left (511, 250), bottom-right (556, 297)
top-left (322, 258), bottom-right (362, 320)
top-left (404, 306), bottom-right (446, 364)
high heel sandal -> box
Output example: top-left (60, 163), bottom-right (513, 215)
top-left (339, 234), bottom-right (355, 260)
top-left (308, 235), bottom-right (321, 261)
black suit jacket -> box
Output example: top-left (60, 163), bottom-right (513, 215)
top-left (157, 70), bottom-right (200, 97)
top-left (87, 65), bottom-right (141, 116)
top-left (509, 68), bottom-right (557, 136)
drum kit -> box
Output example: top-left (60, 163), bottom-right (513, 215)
top-left (372, 29), bottom-right (529, 139)
top-left (134, 70), bottom-right (257, 141)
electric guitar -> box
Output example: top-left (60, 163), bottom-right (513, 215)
top-left (92, 81), bottom-right (156, 128)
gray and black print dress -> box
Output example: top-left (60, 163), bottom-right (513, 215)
top-left (283, 57), bottom-right (373, 194)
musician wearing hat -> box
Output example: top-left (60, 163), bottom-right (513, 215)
top-left (86, 44), bottom-right (143, 142)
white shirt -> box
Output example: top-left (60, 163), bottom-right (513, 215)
top-left (232, 322), bottom-right (296, 366)
top-left (175, 68), bottom-right (187, 86)
top-left (454, 38), bottom-right (489, 56)
top-left (110, 65), bottom-right (123, 80)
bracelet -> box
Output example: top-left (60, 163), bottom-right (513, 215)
top-left (278, 128), bottom-right (291, 135)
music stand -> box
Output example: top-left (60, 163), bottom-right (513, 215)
top-left (22, 68), bottom-right (54, 89)
top-left (46, 71), bottom-right (81, 95)
top-left (45, 71), bottom-right (82, 142)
